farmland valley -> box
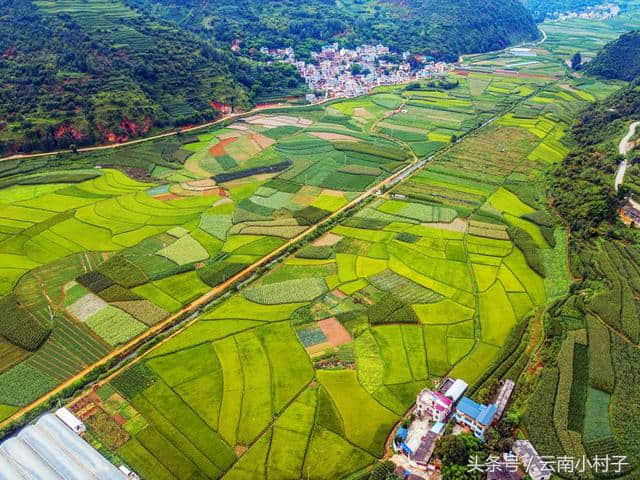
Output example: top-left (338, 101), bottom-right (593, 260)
top-left (1, 1), bottom-right (640, 480)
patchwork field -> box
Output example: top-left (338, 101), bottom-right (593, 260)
top-left (0, 100), bottom-right (419, 416)
top-left (61, 72), bottom-right (622, 478)
top-left (0, 22), bottom-right (628, 477)
top-left (541, 7), bottom-right (640, 61)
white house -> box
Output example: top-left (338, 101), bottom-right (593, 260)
top-left (55, 407), bottom-right (85, 434)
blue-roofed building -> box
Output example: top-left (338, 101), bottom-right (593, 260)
top-left (454, 397), bottom-right (497, 440)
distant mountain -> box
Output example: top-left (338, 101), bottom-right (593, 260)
top-left (0, 0), bottom-right (539, 156)
top-left (127, 0), bottom-right (540, 61)
top-left (586, 30), bottom-right (640, 81)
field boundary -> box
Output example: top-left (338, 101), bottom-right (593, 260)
top-left (0, 135), bottom-right (428, 431)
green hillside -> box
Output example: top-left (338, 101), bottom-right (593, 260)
top-left (525, 80), bottom-right (640, 476)
top-left (0, 0), bottom-right (304, 156)
top-left (587, 30), bottom-right (640, 81)
top-left (0, 0), bottom-right (541, 157)
top-left (131, 0), bottom-right (539, 61)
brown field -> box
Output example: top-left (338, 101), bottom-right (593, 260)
top-left (313, 232), bottom-right (342, 246)
top-left (318, 317), bottom-right (352, 347)
top-left (310, 132), bottom-right (358, 142)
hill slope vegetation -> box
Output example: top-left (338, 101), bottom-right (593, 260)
top-left (130, 0), bottom-right (539, 61)
top-left (0, 0), bottom-right (303, 156)
top-left (0, 0), bottom-right (539, 156)
top-left (586, 30), bottom-right (640, 81)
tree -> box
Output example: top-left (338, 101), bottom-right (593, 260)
top-left (351, 63), bottom-right (363, 75)
top-left (434, 433), bottom-right (482, 466)
top-left (571, 52), bottom-right (582, 70)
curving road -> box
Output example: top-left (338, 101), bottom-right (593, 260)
top-left (614, 120), bottom-right (640, 191)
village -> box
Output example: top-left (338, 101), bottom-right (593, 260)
top-left (551, 2), bottom-right (620, 21)
top-left (261, 43), bottom-right (452, 100)
top-left (389, 377), bottom-right (551, 480)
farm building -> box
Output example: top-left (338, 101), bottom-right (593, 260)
top-left (493, 379), bottom-right (515, 420)
top-left (416, 377), bottom-right (468, 422)
top-left (400, 422), bottom-right (446, 470)
top-left (486, 455), bottom-right (523, 480)
top-left (0, 413), bottom-right (125, 479)
top-left (55, 407), bottom-right (86, 434)
top-left (512, 440), bottom-right (552, 480)
top-left (454, 397), bottom-right (497, 440)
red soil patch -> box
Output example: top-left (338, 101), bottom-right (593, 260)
top-left (69, 394), bottom-right (94, 413)
top-left (209, 136), bottom-right (237, 156)
top-left (255, 102), bottom-right (280, 109)
top-left (211, 100), bottom-right (233, 114)
top-left (318, 317), bottom-right (352, 347)
top-left (113, 413), bottom-right (127, 425)
top-left (78, 405), bottom-right (99, 421)
top-left (331, 289), bottom-right (347, 299)
top-left (154, 193), bottom-right (182, 201)
top-left (54, 124), bottom-right (86, 141)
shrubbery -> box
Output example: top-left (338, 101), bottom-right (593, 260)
top-left (212, 160), bottom-right (292, 183)
top-left (111, 362), bottom-right (158, 400)
top-left (523, 367), bottom-right (565, 457)
top-left (0, 294), bottom-right (51, 351)
top-left (368, 293), bottom-right (418, 324)
top-left (97, 256), bottom-right (148, 288)
top-left (77, 271), bottom-right (115, 293)
top-left (508, 226), bottom-right (545, 277)
top-left (586, 314), bottom-right (615, 393)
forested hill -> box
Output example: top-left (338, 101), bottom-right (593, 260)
top-left (549, 81), bottom-right (640, 236)
top-left (586, 30), bottom-right (640, 81)
top-left (536, 81), bottom-right (640, 478)
top-left (0, 0), bottom-right (539, 157)
top-left (0, 0), bottom-right (304, 156)
top-left (520, 0), bottom-right (601, 21)
top-left (126, 0), bottom-right (539, 61)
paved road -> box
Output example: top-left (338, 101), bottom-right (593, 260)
top-left (614, 121), bottom-right (640, 191)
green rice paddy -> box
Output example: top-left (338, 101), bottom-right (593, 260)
top-left (0, 21), bottom-right (629, 477)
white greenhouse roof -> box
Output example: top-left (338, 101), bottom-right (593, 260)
top-left (445, 378), bottom-right (468, 402)
top-left (0, 413), bottom-right (125, 480)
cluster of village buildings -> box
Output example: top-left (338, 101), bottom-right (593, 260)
top-left (392, 378), bottom-right (552, 480)
top-left (552, 2), bottom-right (620, 21)
top-left (261, 43), bottom-right (452, 100)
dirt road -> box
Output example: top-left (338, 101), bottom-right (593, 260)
top-left (0, 98), bottom-right (339, 163)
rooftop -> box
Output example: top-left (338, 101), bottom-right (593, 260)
top-left (438, 377), bottom-right (456, 393)
top-left (412, 431), bottom-right (439, 463)
top-left (0, 413), bottom-right (124, 479)
top-left (513, 440), bottom-right (552, 480)
top-left (434, 391), bottom-right (453, 407)
top-left (445, 379), bottom-right (468, 402)
top-left (430, 422), bottom-right (446, 435)
top-left (457, 397), bottom-right (497, 426)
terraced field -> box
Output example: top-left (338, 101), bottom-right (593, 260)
top-left (55, 63), bottom-right (619, 478)
top-left (2, 72), bottom-right (553, 420)
top-left (0, 101), bottom-right (417, 419)
top-left (541, 7), bottom-right (640, 61)
top-left (0, 24), bottom-right (627, 477)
